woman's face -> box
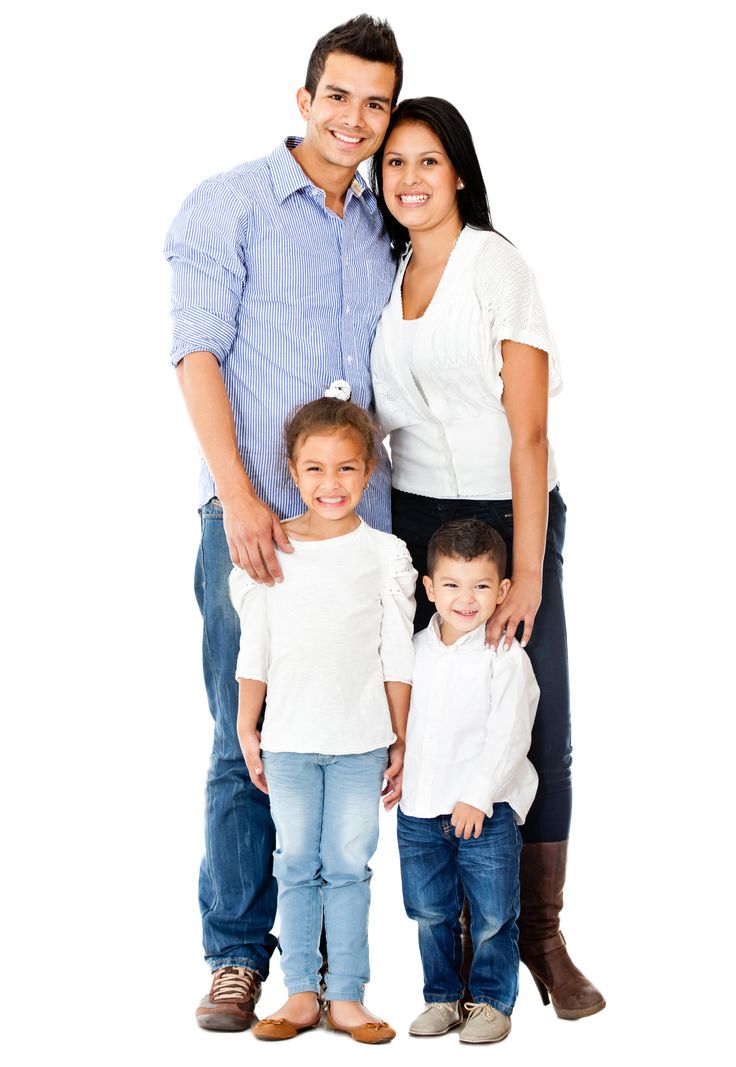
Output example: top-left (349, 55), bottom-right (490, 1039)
top-left (381, 122), bottom-right (463, 236)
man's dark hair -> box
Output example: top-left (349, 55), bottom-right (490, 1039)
top-left (305, 14), bottom-right (403, 105)
top-left (427, 518), bottom-right (507, 580)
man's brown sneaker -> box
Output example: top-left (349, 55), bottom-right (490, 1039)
top-left (196, 966), bottom-right (262, 1031)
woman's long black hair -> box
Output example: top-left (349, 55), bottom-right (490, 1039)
top-left (370, 96), bottom-right (499, 260)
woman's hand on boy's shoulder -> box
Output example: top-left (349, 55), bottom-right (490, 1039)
top-left (382, 740), bottom-right (405, 811)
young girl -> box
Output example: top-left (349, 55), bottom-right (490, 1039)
top-left (229, 382), bottom-right (416, 1043)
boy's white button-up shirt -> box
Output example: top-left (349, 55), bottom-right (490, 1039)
top-left (401, 614), bottom-right (540, 823)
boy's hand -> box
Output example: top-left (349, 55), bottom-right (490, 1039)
top-left (451, 802), bottom-right (486, 839)
top-left (239, 730), bottom-right (268, 794)
top-left (382, 740), bottom-right (404, 811)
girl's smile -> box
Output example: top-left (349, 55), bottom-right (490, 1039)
top-left (288, 428), bottom-right (373, 538)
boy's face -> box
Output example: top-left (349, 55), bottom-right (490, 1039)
top-left (296, 52), bottom-right (395, 172)
top-left (423, 554), bottom-right (510, 641)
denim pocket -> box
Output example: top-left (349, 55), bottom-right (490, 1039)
top-left (200, 496), bottom-right (224, 520)
top-left (362, 747), bottom-right (389, 766)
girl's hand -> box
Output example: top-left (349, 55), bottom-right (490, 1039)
top-left (486, 573), bottom-right (542, 651)
top-left (451, 802), bottom-right (486, 839)
top-left (239, 730), bottom-right (268, 794)
top-left (382, 741), bottom-right (404, 811)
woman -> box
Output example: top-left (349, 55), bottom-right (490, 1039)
top-left (370, 97), bottom-right (604, 1019)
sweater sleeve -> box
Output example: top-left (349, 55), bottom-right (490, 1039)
top-left (473, 236), bottom-right (562, 397)
top-left (460, 640), bottom-right (540, 816)
top-left (378, 538), bottom-right (417, 683)
top-left (228, 567), bottom-right (270, 683)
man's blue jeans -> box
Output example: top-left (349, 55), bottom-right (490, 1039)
top-left (194, 500), bottom-right (278, 975)
top-left (261, 749), bottom-right (388, 1002)
top-left (397, 803), bottom-right (522, 1015)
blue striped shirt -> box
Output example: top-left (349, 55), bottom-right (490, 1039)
top-left (165, 137), bottom-right (396, 531)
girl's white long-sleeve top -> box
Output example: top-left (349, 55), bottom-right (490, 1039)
top-left (401, 615), bottom-right (540, 823)
top-left (229, 520), bottom-right (417, 754)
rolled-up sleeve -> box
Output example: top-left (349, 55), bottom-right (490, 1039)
top-left (229, 567), bottom-right (270, 683)
top-left (461, 642), bottom-right (540, 816)
top-left (164, 177), bottom-right (249, 367)
top-left (378, 539), bottom-right (417, 683)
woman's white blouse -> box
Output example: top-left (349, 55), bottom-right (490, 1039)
top-left (229, 521), bottom-right (417, 754)
top-left (371, 226), bottom-right (563, 500)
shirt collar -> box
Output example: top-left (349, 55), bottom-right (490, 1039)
top-left (427, 612), bottom-right (489, 653)
top-left (269, 136), bottom-right (373, 208)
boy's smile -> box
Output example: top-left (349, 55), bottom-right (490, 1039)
top-left (423, 554), bottom-right (510, 646)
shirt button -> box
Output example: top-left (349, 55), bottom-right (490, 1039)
top-left (344, 256), bottom-right (349, 265)
top-left (346, 356), bottom-right (354, 364)
top-left (345, 306), bottom-right (351, 315)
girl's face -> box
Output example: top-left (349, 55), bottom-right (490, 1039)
top-left (381, 121), bottom-right (463, 235)
top-left (289, 429), bottom-right (373, 525)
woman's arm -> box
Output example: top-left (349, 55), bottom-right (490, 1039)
top-left (487, 339), bottom-right (550, 651)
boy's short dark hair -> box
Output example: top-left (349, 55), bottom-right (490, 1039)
top-left (427, 518), bottom-right (507, 579)
top-left (304, 14), bottom-right (403, 105)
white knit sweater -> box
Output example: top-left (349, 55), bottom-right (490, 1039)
top-left (371, 226), bottom-right (562, 500)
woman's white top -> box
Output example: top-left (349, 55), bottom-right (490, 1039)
top-left (371, 226), bottom-right (563, 500)
top-left (229, 521), bottom-right (417, 754)
top-left (402, 317), bottom-right (427, 402)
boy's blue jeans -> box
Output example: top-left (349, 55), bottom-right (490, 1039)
top-left (262, 749), bottom-right (388, 1001)
top-left (397, 803), bottom-right (522, 1015)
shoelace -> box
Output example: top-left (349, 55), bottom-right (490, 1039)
top-left (464, 1002), bottom-right (496, 1020)
top-left (211, 967), bottom-right (255, 1002)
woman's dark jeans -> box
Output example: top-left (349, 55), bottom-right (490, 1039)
top-left (392, 486), bottom-right (572, 843)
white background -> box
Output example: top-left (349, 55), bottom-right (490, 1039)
top-left (3, 1), bottom-right (733, 1063)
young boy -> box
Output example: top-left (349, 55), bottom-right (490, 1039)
top-left (399, 518), bottom-right (540, 1044)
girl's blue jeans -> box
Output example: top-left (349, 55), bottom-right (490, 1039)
top-left (397, 803), bottom-right (522, 1014)
top-left (261, 749), bottom-right (388, 1001)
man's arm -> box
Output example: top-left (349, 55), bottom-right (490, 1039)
top-left (165, 176), bottom-right (292, 582)
top-left (176, 351), bottom-right (292, 583)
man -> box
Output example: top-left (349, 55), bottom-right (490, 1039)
top-left (164, 14), bottom-right (402, 1031)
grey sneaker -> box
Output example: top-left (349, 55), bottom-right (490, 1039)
top-left (459, 1002), bottom-right (511, 1044)
top-left (195, 966), bottom-right (262, 1031)
top-left (409, 1001), bottom-right (462, 1036)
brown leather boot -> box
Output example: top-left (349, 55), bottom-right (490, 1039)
top-left (519, 841), bottom-right (605, 1020)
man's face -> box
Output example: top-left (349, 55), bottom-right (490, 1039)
top-left (297, 52), bottom-right (395, 172)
